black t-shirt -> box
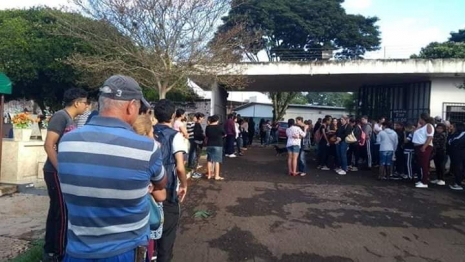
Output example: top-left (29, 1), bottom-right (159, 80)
top-left (319, 124), bottom-right (328, 143)
top-left (205, 125), bottom-right (225, 147)
top-left (44, 109), bottom-right (76, 172)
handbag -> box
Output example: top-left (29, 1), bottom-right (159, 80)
top-left (148, 194), bottom-right (162, 230)
top-left (345, 132), bottom-right (357, 144)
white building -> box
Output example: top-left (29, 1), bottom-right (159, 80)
top-left (188, 79), bottom-right (271, 103)
top-left (233, 102), bottom-right (347, 122)
top-left (202, 59), bottom-right (465, 123)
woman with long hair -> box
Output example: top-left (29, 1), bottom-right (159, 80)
top-left (335, 116), bottom-right (353, 175)
top-left (286, 118), bottom-right (306, 176)
top-left (412, 113), bottom-right (435, 188)
top-left (328, 118), bottom-right (338, 169)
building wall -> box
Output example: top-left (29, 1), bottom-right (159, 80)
top-left (430, 77), bottom-right (465, 120)
top-left (284, 107), bottom-right (346, 121)
top-left (235, 104), bottom-right (347, 122)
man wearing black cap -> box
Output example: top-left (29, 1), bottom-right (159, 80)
top-left (57, 75), bottom-right (167, 261)
top-left (43, 87), bottom-right (88, 262)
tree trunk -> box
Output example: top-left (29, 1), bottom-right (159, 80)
top-left (159, 87), bottom-right (167, 100)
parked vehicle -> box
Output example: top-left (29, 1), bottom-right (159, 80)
top-left (278, 121), bottom-right (288, 139)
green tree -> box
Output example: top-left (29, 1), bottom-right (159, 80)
top-left (412, 28), bottom-right (465, 88)
top-left (306, 92), bottom-right (352, 107)
top-left (0, 8), bottom-right (95, 110)
top-left (412, 28), bottom-right (465, 59)
top-left (215, 0), bottom-right (381, 120)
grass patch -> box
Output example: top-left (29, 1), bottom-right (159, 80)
top-left (10, 239), bottom-right (43, 262)
top-left (193, 210), bottom-right (212, 218)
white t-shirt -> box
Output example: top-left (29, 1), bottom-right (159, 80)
top-left (286, 126), bottom-right (306, 147)
top-left (235, 123), bottom-right (240, 139)
top-left (412, 124), bottom-right (434, 146)
top-left (172, 132), bottom-right (188, 154)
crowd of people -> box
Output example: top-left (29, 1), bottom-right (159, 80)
top-left (42, 75), bottom-right (246, 262)
top-left (39, 74), bottom-right (465, 262)
top-left (297, 113), bottom-right (465, 190)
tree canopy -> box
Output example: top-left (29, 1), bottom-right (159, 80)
top-left (216, 0), bottom-right (381, 121)
top-left (412, 28), bottom-right (465, 59)
top-left (0, 8), bottom-right (94, 110)
top-left (215, 0), bottom-right (381, 62)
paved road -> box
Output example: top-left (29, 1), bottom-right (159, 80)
top-left (174, 146), bottom-right (465, 262)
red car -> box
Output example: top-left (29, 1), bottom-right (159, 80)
top-left (277, 121), bottom-right (288, 139)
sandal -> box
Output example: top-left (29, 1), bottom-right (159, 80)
top-left (215, 177), bottom-right (225, 181)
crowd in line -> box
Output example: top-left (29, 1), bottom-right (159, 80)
top-left (38, 74), bottom-right (465, 262)
top-left (281, 113), bottom-right (465, 190)
top-left (41, 75), bottom-right (242, 262)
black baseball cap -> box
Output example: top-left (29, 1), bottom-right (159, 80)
top-left (99, 75), bottom-right (150, 108)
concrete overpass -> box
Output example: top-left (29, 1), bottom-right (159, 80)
top-left (203, 59), bottom-right (465, 123)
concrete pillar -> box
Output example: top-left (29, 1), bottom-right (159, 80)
top-left (210, 80), bottom-right (227, 122)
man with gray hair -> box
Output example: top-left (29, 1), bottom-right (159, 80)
top-left (57, 75), bottom-right (166, 261)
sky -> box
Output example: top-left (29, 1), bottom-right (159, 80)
top-left (1, 0), bottom-right (465, 59)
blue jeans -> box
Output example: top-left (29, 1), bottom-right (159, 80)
top-left (298, 149), bottom-right (307, 173)
top-left (336, 142), bottom-right (349, 171)
top-left (187, 139), bottom-right (196, 168)
top-left (265, 130), bottom-right (271, 145)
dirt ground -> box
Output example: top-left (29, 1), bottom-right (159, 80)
top-left (174, 145), bottom-right (465, 262)
top-left (2, 145), bottom-right (465, 262)
top-left (0, 193), bottom-right (48, 261)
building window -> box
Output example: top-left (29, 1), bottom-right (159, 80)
top-left (443, 103), bottom-right (465, 123)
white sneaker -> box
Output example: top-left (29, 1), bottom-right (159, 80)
top-left (415, 182), bottom-right (428, 188)
top-left (228, 154), bottom-right (237, 158)
top-left (436, 180), bottom-right (446, 186)
top-left (338, 170), bottom-right (347, 175)
top-left (335, 168), bottom-right (342, 173)
top-left (321, 166), bottom-right (330, 171)
top-left (450, 184), bottom-right (464, 191)
top-left (351, 167), bottom-right (358, 171)
top-left (430, 179), bottom-right (439, 184)
top-left (300, 173), bottom-right (307, 177)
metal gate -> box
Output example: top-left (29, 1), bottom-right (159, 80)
top-left (358, 81), bottom-right (431, 123)
top-left (443, 103), bottom-right (465, 123)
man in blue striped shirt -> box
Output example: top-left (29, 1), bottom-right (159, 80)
top-left (57, 75), bottom-right (166, 261)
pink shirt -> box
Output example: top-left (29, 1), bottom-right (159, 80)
top-left (173, 120), bottom-right (184, 132)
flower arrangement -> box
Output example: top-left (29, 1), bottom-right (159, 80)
top-left (11, 112), bottom-right (34, 129)
top-left (41, 116), bottom-right (51, 129)
top-left (41, 109), bottom-right (52, 129)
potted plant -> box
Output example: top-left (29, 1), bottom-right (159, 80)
top-left (11, 112), bottom-right (35, 141)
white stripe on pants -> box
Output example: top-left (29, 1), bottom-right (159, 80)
top-left (366, 139), bottom-right (372, 168)
top-left (404, 150), bottom-right (414, 179)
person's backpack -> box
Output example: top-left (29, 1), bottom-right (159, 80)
top-left (153, 124), bottom-right (179, 203)
top-left (358, 125), bottom-right (367, 146)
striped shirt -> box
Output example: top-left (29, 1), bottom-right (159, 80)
top-left (187, 121), bottom-right (195, 139)
top-left (74, 110), bottom-right (91, 128)
top-left (57, 116), bottom-right (165, 259)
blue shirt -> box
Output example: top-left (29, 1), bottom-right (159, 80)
top-left (57, 116), bottom-right (165, 259)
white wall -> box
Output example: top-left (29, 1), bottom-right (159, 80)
top-left (430, 77), bottom-right (465, 119)
top-left (235, 104), bottom-right (347, 122)
top-left (284, 107), bottom-right (346, 122)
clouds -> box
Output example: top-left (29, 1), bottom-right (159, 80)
top-left (363, 17), bottom-right (451, 59)
top-left (343, 0), bottom-right (373, 10)
top-left (0, 0), bottom-right (68, 10)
